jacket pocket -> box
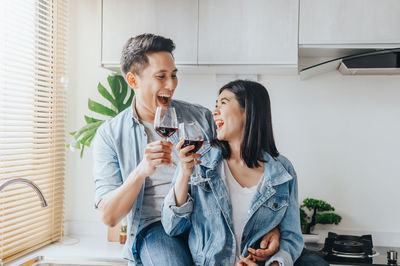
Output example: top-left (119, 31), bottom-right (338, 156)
top-left (265, 193), bottom-right (289, 211)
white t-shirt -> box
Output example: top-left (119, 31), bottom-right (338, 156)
top-left (223, 160), bottom-right (259, 262)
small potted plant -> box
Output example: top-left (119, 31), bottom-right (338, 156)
top-left (300, 198), bottom-right (342, 243)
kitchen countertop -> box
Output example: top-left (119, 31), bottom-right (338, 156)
top-left (5, 235), bottom-right (127, 266)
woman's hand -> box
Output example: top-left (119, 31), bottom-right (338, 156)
top-left (247, 227), bottom-right (280, 261)
top-left (176, 139), bottom-right (202, 178)
top-left (237, 255), bottom-right (257, 266)
top-left (173, 139), bottom-right (202, 207)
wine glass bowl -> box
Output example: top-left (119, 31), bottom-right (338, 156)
top-left (154, 106), bottom-right (178, 139)
top-left (179, 121), bottom-right (210, 184)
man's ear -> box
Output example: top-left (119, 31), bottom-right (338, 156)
top-left (126, 72), bottom-right (136, 89)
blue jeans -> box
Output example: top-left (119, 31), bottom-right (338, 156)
top-left (295, 248), bottom-right (329, 266)
top-left (135, 221), bottom-right (193, 266)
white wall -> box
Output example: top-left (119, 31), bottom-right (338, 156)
top-left (66, 0), bottom-right (400, 245)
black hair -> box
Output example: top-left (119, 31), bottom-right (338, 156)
top-left (212, 80), bottom-right (279, 168)
top-left (120, 33), bottom-right (175, 76)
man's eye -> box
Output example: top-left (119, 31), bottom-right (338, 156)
top-left (172, 74), bottom-right (177, 78)
top-left (156, 75), bottom-right (165, 79)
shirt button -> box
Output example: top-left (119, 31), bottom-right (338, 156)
top-left (273, 202), bottom-right (278, 209)
top-left (130, 233), bottom-right (135, 237)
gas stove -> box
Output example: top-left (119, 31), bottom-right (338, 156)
top-left (306, 232), bottom-right (399, 265)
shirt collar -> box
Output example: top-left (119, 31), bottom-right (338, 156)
top-left (130, 96), bottom-right (140, 126)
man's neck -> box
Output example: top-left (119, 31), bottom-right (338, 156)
top-left (134, 101), bottom-right (155, 123)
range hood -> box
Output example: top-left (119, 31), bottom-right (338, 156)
top-left (300, 48), bottom-right (400, 78)
top-left (339, 49), bottom-right (400, 75)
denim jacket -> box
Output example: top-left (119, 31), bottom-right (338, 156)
top-left (162, 147), bottom-right (304, 266)
top-left (92, 98), bottom-right (216, 265)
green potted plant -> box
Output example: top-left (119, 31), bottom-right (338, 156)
top-left (67, 74), bottom-right (133, 157)
top-left (300, 198), bottom-right (342, 242)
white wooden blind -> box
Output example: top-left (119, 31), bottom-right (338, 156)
top-left (0, 0), bottom-right (67, 263)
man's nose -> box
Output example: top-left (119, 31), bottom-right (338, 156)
top-left (165, 77), bottom-right (176, 90)
top-left (213, 108), bottom-right (220, 116)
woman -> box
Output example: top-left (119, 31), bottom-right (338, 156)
top-left (161, 80), bottom-right (304, 265)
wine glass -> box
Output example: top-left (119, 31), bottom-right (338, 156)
top-left (179, 121), bottom-right (210, 184)
top-left (154, 106), bottom-right (178, 140)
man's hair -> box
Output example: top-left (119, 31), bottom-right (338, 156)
top-left (212, 80), bottom-right (279, 168)
top-left (120, 33), bottom-right (175, 76)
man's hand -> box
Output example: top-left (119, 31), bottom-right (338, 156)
top-left (247, 227), bottom-right (280, 261)
top-left (136, 140), bottom-right (173, 178)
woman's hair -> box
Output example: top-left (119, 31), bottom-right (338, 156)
top-left (212, 80), bottom-right (279, 168)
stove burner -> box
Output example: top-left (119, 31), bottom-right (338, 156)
top-left (324, 232), bottom-right (374, 258)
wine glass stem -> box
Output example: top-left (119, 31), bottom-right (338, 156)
top-left (195, 164), bottom-right (201, 179)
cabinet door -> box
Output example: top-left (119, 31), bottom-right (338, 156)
top-left (300, 0), bottom-right (400, 45)
top-left (101, 0), bottom-right (198, 66)
top-left (198, 0), bottom-right (298, 65)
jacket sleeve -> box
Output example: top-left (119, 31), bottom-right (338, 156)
top-left (266, 158), bottom-right (304, 266)
top-left (161, 167), bottom-right (194, 236)
top-left (92, 124), bottom-right (123, 208)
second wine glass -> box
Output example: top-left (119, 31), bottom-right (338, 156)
top-left (179, 121), bottom-right (210, 184)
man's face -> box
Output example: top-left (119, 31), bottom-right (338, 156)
top-left (130, 51), bottom-right (178, 119)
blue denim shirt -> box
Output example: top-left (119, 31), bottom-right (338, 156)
top-left (92, 98), bottom-right (216, 265)
top-left (162, 148), bottom-right (304, 266)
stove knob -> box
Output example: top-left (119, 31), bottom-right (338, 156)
top-left (387, 250), bottom-right (398, 265)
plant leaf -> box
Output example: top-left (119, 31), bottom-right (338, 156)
top-left (98, 82), bottom-right (117, 109)
top-left (108, 75), bottom-right (120, 100)
top-left (84, 115), bottom-right (103, 124)
top-left (116, 76), bottom-right (127, 111)
top-left (122, 91), bottom-right (134, 110)
top-left (71, 121), bottom-right (104, 140)
top-left (88, 99), bottom-right (117, 117)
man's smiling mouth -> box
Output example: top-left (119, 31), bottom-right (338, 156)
top-left (157, 93), bottom-right (171, 105)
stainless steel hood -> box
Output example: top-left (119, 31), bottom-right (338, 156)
top-left (299, 48), bottom-right (400, 78)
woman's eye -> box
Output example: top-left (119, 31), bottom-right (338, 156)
top-left (156, 75), bottom-right (165, 79)
top-left (172, 75), bottom-right (177, 79)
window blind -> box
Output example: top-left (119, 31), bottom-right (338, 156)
top-left (0, 0), bottom-right (67, 263)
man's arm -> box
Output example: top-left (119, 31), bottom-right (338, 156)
top-left (247, 227), bottom-right (280, 261)
top-left (94, 126), bottom-right (174, 226)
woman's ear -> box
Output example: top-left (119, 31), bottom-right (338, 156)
top-left (126, 72), bottom-right (136, 88)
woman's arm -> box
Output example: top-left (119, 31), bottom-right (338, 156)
top-left (266, 158), bottom-right (304, 266)
top-left (161, 139), bottom-right (202, 235)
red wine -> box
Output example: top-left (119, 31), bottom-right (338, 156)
top-left (182, 140), bottom-right (204, 154)
top-left (155, 127), bottom-right (177, 138)
top-left (157, 95), bottom-right (170, 105)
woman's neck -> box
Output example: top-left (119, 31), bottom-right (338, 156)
top-left (228, 139), bottom-right (243, 165)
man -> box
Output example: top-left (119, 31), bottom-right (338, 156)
top-left (93, 34), bottom-right (280, 265)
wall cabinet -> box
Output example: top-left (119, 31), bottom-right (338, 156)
top-left (100, 0), bottom-right (298, 73)
top-left (198, 0), bottom-right (298, 65)
top-left (299, 0), bottom-right (400, 45)
top-left (101, 0), bottom-right (198, 69)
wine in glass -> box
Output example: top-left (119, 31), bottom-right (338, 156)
top-left (154, 106), bottom-right (178, 140)
top-left (179, 121), bottom-right (210, 184)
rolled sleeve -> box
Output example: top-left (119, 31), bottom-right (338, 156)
top-left (161, 185), bottom-right (193, 236)
top-left (265, 249), bottom-right (293, 266)
top-left (93, 125), bottom-right (122, 208)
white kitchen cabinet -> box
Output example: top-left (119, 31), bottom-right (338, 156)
top-left (100, 0), bottom-right (298, 73)
top-left (299, 0), bottom-right (400, 45)
top-left (101, 0), bottom-right (198, 69)
top-left (198, 0), bottom-right (298, 65)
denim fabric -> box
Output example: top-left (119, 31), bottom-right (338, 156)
top-left (135, 221), bottom-right (193, 266)
top-left (162, 148), bottom-right (304, 266)
top-left (93, 98), bottom-right (216, 265)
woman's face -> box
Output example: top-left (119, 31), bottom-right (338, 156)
top-left (213, 89), bottom-right (246, 142)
